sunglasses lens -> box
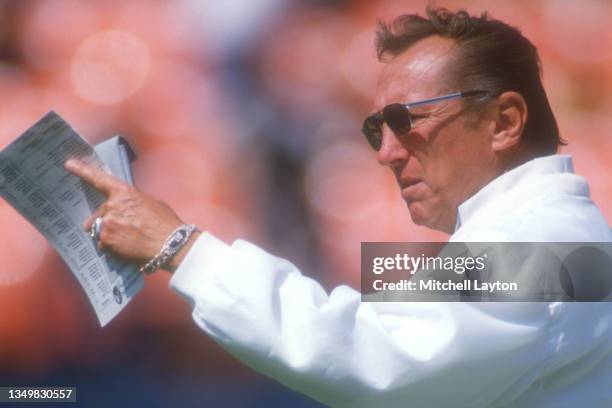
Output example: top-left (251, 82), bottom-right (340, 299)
top-left (383, 104), bottom-right (412, 135)
top-left (362, 115), bottom-right (383, 150)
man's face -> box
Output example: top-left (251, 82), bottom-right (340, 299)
top-left (372, 36), bottom-right (495, 233)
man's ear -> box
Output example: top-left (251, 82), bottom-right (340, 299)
top-left (490, 91), bottom-right (528, 152)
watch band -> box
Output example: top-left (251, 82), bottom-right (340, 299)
top-left (140, 224), bottom-right (199, 274)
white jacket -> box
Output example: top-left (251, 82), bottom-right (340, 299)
top-left (170, 155), bottom-right (612, 407)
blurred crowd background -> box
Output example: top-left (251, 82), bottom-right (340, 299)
top-left (1, 0), bottom-right (611, 406)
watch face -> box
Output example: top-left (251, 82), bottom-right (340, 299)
top-left (169, 230), bottom-right (187, 248)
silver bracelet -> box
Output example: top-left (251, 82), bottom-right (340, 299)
top-left (140, 224), bottom-right (199, 274)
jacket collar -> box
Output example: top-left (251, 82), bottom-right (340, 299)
top-left (454, 155), bottom-right (581, 233)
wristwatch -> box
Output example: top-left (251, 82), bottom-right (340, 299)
top-left (140, 223), bottom-right (199, 274)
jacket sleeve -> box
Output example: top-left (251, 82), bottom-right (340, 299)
top-left (170, 233), bottom-right (557, 408)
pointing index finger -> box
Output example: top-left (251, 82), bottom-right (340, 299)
top-left (64, 159), bottom-right (124, 195)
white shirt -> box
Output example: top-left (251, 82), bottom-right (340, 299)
top-left (170, 155), bottom-right (612, 407)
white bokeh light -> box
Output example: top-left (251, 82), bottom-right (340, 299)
top-left (71, 30), bottom-right (150, 105)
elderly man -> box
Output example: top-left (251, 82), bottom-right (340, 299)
top-left (65, 7), bottom-right (612, 408)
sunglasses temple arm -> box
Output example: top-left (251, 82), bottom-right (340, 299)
top-left (405, 91), bottom-right (487, 108)
top-left (404, 92), bottom-right (464, 108)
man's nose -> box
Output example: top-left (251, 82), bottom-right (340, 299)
top-left (376, 127), bottom-right (412, 167)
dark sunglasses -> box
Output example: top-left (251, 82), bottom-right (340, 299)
top-left (362, 90), bottom-right (488, 151)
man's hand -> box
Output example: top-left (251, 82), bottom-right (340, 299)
top-left (65, 159), bottom-right (196, 271)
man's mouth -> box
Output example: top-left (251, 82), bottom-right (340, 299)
top-left (400, 178), bottom-right (425, 201)
top-left (399, 178), bottom-right (423, 189)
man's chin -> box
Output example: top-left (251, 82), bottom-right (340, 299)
top-left (406, 202), bottom-right (447, 232)
top-left (407, 202), bottom-right (432, 226)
